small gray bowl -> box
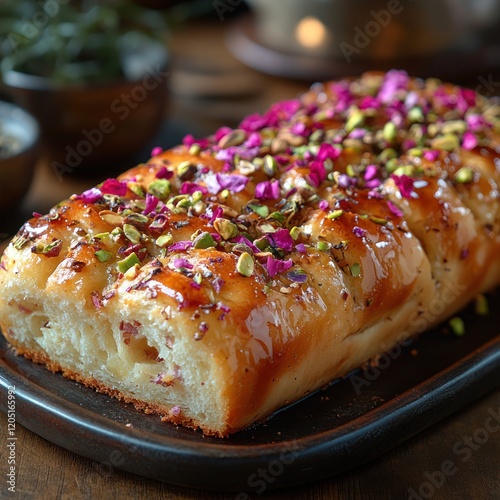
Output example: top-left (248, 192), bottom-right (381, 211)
top-left (0, 100), bottom-right (39, 213)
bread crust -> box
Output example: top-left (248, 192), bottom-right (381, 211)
top-left (1, 70), bottom-right (499, 436)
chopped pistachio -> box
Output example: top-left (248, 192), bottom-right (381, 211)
top-left (193, 232), bottom-right (216, 249)
top-left (117, 252), bottom-right (140, 273)
top-left (385, 158), bottom-right (399, 173)
top-left (407, 147), bottom-right (423, 157)
top-left (346, 164), bottom-right (356, 177)
top-left (248, 203), bottom-right (269, 218)
top-left (236, 252), bottom-right (254, 277)
top-left (123, 224), bottom-right (141, 244)
top-left (32, 239), bottom-right (62, 256)
top-left (177, 197), bottom-right (192, 209)
top-left (188, 143), bottom-right (201, 156)
top-left (427, 123), bottom-right (440, 138)
top-left (148, 179), bottom-right (171, 200)
top-left (271, 138), bottom-right (288, 154)
top-left (316, 241), bottom-right (330, 251)
top-left (191, 190), bottom-right (203, 203)
top-left (393, 165), bottom-right (415, 177)
top-left (213, 218), bottom-right (238, 240)
top-left (259, 223), bottom-right (276, 233)
top-left (454, 167), bottom-right (474, 184)
top-left (383, 121), bottom-right (397, 142)
top-left (475, 294), bottom-right (489, 316)
top-left (238, 160), bottom-right (256, 175)
top-left (95, 249), bottom-right (113, 262)
top-left (441, 120), bottom-right (466, 135)
top-left (124, 213), bottom-right (149, 225)
top-left (220, 189), bottom-right (230, 200)
top-left (269, 211), bottom-right (285, 224)
top-left (370, 217), bottom-right (388, 225)
top-left (13, 236), bottom-right (28, 250)
top-left (156, 233), bottom-right (173, 248)
top-left (290, 226), bottom-right (302, 240)
top-left (309, 129), bottom-right (324, 144)
top-left (449, 316), bottom-right (465, 336)
top-left (193, 272), bottom-right (203, 285)
top-left (408, 107), bottom-right (424, 123)
top-left (343, 138), bottom-right (364, 151)
top-left (254, 237), bottom-right (268, 251)
top-left (127, 182), bottom-right (146, 198)
top-left (327, 209), bottom-right (344, 220)
top-left (99, 210), bottom-right (123, 226)
top-left (263, 154), bottom-right (278, 176)
top-left (431, 134), bottom-right (459, 152)
top-left (177, 161), bottom-right (197, 180)
top-left (218, 129), bottom-right (246, 149)
top-left (350, 262), bottom-right (361, 277)
top-left (345, 108), bottom-right (364, 133)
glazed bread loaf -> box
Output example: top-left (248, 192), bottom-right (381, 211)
top-left (1, 70), bottom-right (499, 436)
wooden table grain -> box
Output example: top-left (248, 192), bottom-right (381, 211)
top-left (1, 17), bottom-right (499, 500)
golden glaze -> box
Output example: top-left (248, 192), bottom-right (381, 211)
top-left (1, 70), bottom-right (500, 435)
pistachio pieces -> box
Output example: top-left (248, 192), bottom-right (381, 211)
top-left (431, 134), bottom-right (459, 152)
top-left (213, 218), bottom-right (238, 240)
top-left (123, 224), bottom-right (141, 244)
top-left (218, 129), bottom-right (246, 149)
top-left (236, 252), bottom-right (254, 277)
top-left (148, 179), bottom-right (171, 200)
top-left (117, 252), bottom-right (140, 273)
top-left (99, 210), bottom-right (123, 226)
top-left (156, 233), bottom-right (173, 248)
top-left (192, 232), bottom-right (216, 249)
top-left (454, 166), bottom-right (474, 184)
top-left (95, 249), bottom-right (113, 262)
top-left (327, 209), bottom-right (344, 220)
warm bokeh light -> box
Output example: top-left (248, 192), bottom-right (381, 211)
top-left (295, 16), bottom-right (328, 48)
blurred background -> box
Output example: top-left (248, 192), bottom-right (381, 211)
top-left (0, 0), bottom-right (499, 238)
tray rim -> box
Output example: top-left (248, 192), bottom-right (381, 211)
top-left (1, 335), bottom-right (499, 492)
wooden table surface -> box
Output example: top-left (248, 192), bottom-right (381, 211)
top-left (1, 17), bottom-right (499, 500)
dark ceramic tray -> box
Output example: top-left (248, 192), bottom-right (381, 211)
top-left (1, 293), bottom-right (500, 492)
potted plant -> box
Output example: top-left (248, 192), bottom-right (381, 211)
top-left (0, 0), bottom-right (170, 178)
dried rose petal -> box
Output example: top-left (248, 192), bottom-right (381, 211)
top-left (168, 241), bottom-right (193, 252)
top-left (76, 187), bottom-right (102, 203)
top-left (173, 258), bottom-right (193, 269)
top-left (352, 226), bottom-right (366, 238)
top-left (255, 180), bottom-right (280, 200)
top-left (180, 182), bottom-right (208, 195)
top-left (101, 178), bottom-right (128, 196)
top-left (308, 160), bottom-right (326, 188)
top-left (156, 166), bottom-right (173, 179)
top-left (387, 201), bottom-right (404, 217)
top-left (462, 131), bottom-right (478, 150)
top-left (267, 228), bottom-right (294, 252)
top-left (391, 174), bottom-right (414, 199)
top-left (266, 256), bottom-right (293, 277)
top-left (143, 193), bottom-right (159, 215)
